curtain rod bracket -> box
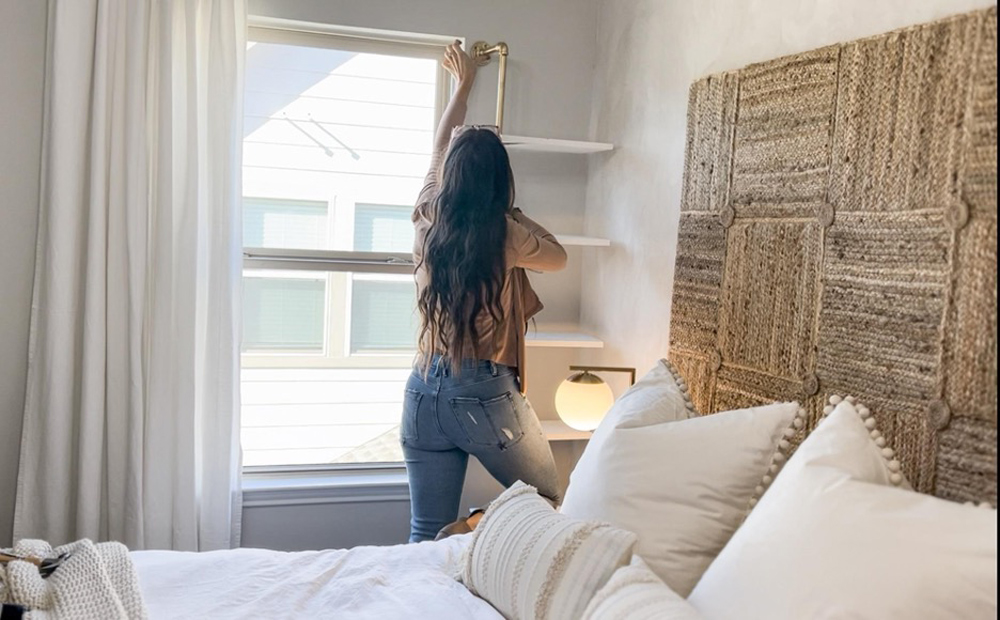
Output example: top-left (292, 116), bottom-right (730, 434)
top-left (471, 41), bottom-right (509, 133)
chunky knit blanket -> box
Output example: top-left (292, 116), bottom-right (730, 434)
top-left (1, 539), bottom-right (147, 619)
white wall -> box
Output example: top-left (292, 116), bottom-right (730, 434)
top-left (581, 0), bottom-right (997, 375)
top-left (0, 0), bottom-right (47, 547)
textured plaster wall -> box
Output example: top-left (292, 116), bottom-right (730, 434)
top-left (581, 0), bottom-right (996, 375)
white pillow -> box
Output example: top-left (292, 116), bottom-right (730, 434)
top-left (689, 398), bottom-right (999, 620)
top-left (561, 392), bottom-right (802, 596)
top-left (601, 359), bottom-right (698, 429)
top-left (563, 360), bottom-right (696, 479)
top-left (576, 359), bottom-right (697, 467)
top-left (459, 481), bottom-right (637, 620)
top-left (582, 556), bottom-right (704, 620)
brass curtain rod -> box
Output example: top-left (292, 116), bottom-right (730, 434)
top-left (471, 41), bottom-right (508, 133)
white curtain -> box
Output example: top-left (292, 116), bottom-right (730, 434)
top-left (14, 0), bottom-right (246, 551)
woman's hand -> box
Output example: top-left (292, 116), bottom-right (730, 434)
top-left (442, 40), bottom-right (476, 93)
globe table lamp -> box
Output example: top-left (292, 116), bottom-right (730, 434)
top-left (554, 366), bottom-right (636, 432)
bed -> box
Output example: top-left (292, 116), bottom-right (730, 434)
top-left (121, 6), bottom-right (994, 619)
top-left (132, 535), bottom-right (498, 619)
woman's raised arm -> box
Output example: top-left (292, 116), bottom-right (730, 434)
top-left (415, 41), bottom-right (478, 209)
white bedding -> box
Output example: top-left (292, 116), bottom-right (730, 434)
top-left (132, 535), bottom-right (501, 619)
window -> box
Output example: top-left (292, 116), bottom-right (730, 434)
top-left (350, 204), bottom-right (417, 354)
top-left (240, 24), bottom-right (450, 468)
top-left (243, 275), bottom-right (327, 352)
top-left (353, 203), bottom-right (415, 253)
top-left (350, 277), bottom-right (418, 353)
top-left (244, 198), bottom-right (329, 250)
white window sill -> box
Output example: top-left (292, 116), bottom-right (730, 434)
top-left (242, 465), bottom-right (409, 507)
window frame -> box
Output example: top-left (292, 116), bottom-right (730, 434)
top-left (241, 18), bottom-right (456, 475)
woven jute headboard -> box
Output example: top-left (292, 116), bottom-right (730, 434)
top-left (669, 7), bottom-right (997, 505)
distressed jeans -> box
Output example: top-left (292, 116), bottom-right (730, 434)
top-left (401, 356), bottom-right (561, 542)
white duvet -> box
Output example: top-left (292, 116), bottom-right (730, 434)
top-left (132, 535), bottom-right (501, 619)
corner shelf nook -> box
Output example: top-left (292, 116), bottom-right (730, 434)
top-left (473, 40), bottom-right (613, 352)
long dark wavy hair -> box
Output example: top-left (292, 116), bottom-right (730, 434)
top-left (417, 128), bottom-right (514, 373)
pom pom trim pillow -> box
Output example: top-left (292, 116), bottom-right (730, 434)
top-left (689, 397), bottom-right (998, 620)
top-left (459, 481), bottom-right (637, 620)
top-left (583, 359), bottom-right (698, 459)
top-left (560, 366), bottom-right (804, 596)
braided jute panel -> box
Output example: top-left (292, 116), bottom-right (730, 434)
top-left (670, 7), bottom-right (997, 506)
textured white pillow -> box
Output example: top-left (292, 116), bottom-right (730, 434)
top-left (582, 557), bottom-right (704, 620)
top-left (459, 481), bottom-right (637, 620)
top-left (561, 396), bottom-right (802, 596)
top-left (689, 398), bottom-right (999, 620)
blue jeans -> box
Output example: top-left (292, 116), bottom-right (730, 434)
top-left (401, 356), bottom-right (561, 542)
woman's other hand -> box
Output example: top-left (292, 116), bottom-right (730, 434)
top-left (442, 40), bottom-right (476, 93)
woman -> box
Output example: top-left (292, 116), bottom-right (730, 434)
top-left (403, 41), bottom-right (567, 542)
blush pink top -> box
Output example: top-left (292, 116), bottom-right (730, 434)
top-left (412, 148), bottom-right (567, 392)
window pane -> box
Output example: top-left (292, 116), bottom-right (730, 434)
top-left (243, 275), bottom-right (326, 352)
top-left (350, 277), bottom-right (418, 353)
top-left (244, 198), bottom-right (328, 249)
top-left (353, 203), bottom-right (415, 252)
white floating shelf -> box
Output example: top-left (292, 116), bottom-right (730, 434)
top-left (502, 134), bottom-right (614, 154)
top-left (555, 234), bottom-right (611, 247)
top-left (541, 420), bottom-right (592, 442)
top-left (526, 330), bottom-right (604, 349)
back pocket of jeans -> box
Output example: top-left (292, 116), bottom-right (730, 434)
top-left (400, 389), bottom-right (422, 443)
top-left (450, 392), bottom-right (525, 448)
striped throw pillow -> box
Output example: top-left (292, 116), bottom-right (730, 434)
top-left (459, 481), bottom-right (636, 620)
